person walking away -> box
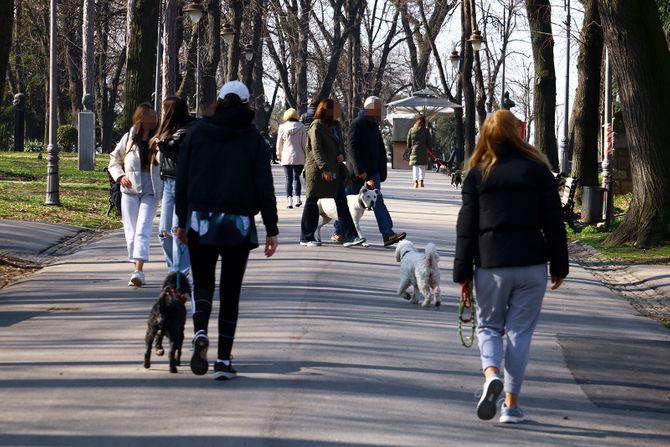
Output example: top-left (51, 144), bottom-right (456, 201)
top-left (300, 99), bottom-right (364, 247)
top-left (108, 103), bottom-right (162, 287)
top-left (453, 110), bottom-right (568, 423)
top-left (348, 96), bottom-right (406, 246)
top-left (175, 81), bottom-right (279, 380)
top-left (152, 96), bottom-right (194, 275)
top-left (276, 108), bottom-right (307, 209)
top-left (406, 115), bottom-right (431, 188)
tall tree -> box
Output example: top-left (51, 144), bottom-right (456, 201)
top-left (569, 0), bottom-right (602, 190)
top-left (525, 0), bottom-right (558, 170)
top-left (0, 0), bottom-right (13, 98)
top-left (201, 0), bottom-right (221, 108)
top-left (123, 0), bottom-right (159, 129)
top-left (599, 0), bottom-right (670, 247)
top-left (462, 0), bottom-right (477, 160)
top-left (161, 0), bottom-right (179, 100)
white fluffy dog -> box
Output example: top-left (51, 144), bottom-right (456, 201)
top-left (395, 240), bottom-right (441, 307)
top-left (316, 185), bottom-right (379, 243)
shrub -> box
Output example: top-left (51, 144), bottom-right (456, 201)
top-left (57, 125), bottom-right (78, 152)
top-left (24, 139), bottom-right (44, 153)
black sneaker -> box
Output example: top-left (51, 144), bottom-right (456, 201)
top-left (213, 361), bottom-right (237, 380)
top-left (383, 232), bottom-right (407, 247)
top-left (190, 333), bottom-right (209, 376)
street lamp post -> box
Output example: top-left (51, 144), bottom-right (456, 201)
top-left (220, 23), bottom-right (235, 83)
top-left (46, 0), bottom-right (60, 205)
top-left (184, 1), bottom-right (205, 116)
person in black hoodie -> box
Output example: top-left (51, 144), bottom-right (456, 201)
top-left (175, 81), bottom-right (279, 381)
top-left (152, 96), bottom-right (193, 275)
top-left (453, 110), bottom-right (568, 424)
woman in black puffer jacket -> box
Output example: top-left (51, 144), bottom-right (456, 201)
top-left (453, 110), bottom-right (568, 424)
top-left (175, 81), bottom-right (278, 381)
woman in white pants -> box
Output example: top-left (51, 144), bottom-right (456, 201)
top-left (406, 116), bottom-right (431, 188)
top-left (108, 103), bottom-right (163, 286)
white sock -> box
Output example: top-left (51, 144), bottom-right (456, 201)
top-left (216, 358), bottom-right (230, 366)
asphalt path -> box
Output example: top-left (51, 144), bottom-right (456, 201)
top-left (0, 165), bottom-right (668, 447)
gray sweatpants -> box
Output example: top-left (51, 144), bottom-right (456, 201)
top-left (474, 264), bottom-right (547, 395)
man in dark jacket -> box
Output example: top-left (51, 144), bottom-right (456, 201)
top-left (348, 96), bottom-right (406, 246)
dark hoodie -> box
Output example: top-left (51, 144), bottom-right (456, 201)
top-left (175, 106), bottom-right (278, 237)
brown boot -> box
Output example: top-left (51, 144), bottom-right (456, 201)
top-left (413, 180), bottom-right (419, 188)
top-left (420, 179), bottom-right (424, 187)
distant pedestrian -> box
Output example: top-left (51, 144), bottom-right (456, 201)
top-left (151, 96), bottom-right (194, 275)
top-left (300, 98), bottom-right (364, 247)
top-left (453, 109), bottom-right (568, 423)
top-left (406, 115), bottom-right (432, 188)
top-left (276, 108), bottom-right (307, 209)
top-left (175, 80), bottom-right (278, 380)
top-left (108, 102), bottom-right (161, 287)
top-left (299, 98), bottom-right (319, 128)
top-left (348, 96), bottom-right (406, 246)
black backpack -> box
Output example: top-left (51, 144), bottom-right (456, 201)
top-left (104, 167), bottom-right (122, 217)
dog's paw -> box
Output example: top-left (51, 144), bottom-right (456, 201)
top-left (421, 301), bottom-right (430, 308)
top-left (435, 300), bottom-right (441, 307)
top-left (156, 348), bottom-right (165, 356)
top-left (400, 292), bottom-right (411, 301)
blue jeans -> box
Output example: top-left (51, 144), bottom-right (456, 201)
top-left (283, 165), bottom-right (303, 197)
top-left (158, 178), bottom-right (191, 274)
top-left (334, 172), bottom-right (394, 238)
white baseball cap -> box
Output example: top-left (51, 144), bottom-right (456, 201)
top-left (363, 96), bottom-right (382, 108)
top-left (218, 80), bottom-right (250, 103)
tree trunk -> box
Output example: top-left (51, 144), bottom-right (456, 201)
top-left (82, 0), bottom-right (95, 99)
top-left (0, 0), bottom-right (12, 99)
top-left (462, 0), bottom-right (476, 160)
top-left (123, 0), bottom-right (159, 130)
top-left (525, 0), bottom-right (559, 170)
top-left (569, 0), bottom-right (602, 190)
top-left (227, 0), bottom-right (244, 81)
top-left (599, 0), bottom-right (670, 247)
top-left (201, 0), bottom-right (221, 108)
top-left (296, 0), bottom-right (311, 113)
top-left (162, 0), bottom-right (178, 99)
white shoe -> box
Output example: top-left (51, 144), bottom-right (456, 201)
top-left (476, 375), bottom-right (503, 420)
top-left (294, 196), bottom-right (302, 207)
top-left (128, 270), bottom-right (145, 287)
top-left (287, 197), bottom-right (293, 209)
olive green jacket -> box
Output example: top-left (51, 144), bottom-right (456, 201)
top-left (406, 125), bottom-right (432, 166)
top-left (305, 119), bottom-right (342, 199)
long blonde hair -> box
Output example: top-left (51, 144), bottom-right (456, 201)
top-left (468, 110), bottom-right (549, 178)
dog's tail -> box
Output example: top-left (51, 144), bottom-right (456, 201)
top-left (424, 243), bottom-right (440, 288)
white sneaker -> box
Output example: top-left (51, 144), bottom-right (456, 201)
top-left (128, 270), bottom-right (145, 287)
top-left (294, 196), bottom-right (302, 207)
top-left (476, 375), bottom-right (504, 420)
top-left (287, 196), bottom-right (293, 209)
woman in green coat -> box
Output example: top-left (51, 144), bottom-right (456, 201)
top-left (299, 99), bottom-right (361, 246)
top-left (406, 115), bottom-right (432, 188)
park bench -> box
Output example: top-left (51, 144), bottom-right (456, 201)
top-left (555, 174), bottom-right (580, 231)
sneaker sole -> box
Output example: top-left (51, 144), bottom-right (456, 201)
top-left (213, 371), bottom-right (237, 380)
top-left (129, 277), bottom-right (143, 287)
top-left (477, 378), bottom-right (504, 420)
top-left (190, 337), bottom-right (209, 375)
top-left (343, 239), bottom-right (366, 247)
top-left (499, 414), bottom-right (525, 424)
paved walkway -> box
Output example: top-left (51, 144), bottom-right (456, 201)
top-left (0, 166), bottom-right (668, 446)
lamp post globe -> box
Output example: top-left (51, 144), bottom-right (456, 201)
top-left (221, 23), bottom-right (235, 45)
top-left (184, 1), bottom-right (204, 24)
top-left (468, 30), bottom-right (484, 52)
top-left (243, 44), bottom-right (254, 62)
top-left (448, 50), bottom-right (460, 70)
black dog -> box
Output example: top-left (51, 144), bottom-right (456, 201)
top-left (143, 272), bottom-right (191, 373)
top-left (451, 170), bottom-right (463, 189)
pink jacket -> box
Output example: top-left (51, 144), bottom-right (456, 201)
top-left (276, 120), bottom-right (307, 166)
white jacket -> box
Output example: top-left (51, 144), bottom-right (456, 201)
top-left (276, 120), bottom-right (307, 166)
top-left (108, 127), bottom-right (163, 198)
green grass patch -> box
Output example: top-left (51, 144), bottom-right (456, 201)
top-left (0, 152), bottom-right (122, 230)
top-left (569, 193), bottom-right (670, 264)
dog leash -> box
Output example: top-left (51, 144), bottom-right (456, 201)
top-left (458, 281), bottom-right (476, 348)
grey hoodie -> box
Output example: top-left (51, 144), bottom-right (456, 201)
top-left (276, 120), bottom-right (307, 166)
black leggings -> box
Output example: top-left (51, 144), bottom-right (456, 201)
top-left (188, 232), bottom-right (250, 360)
top-left (283, 165), bottom-right (303, 197)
